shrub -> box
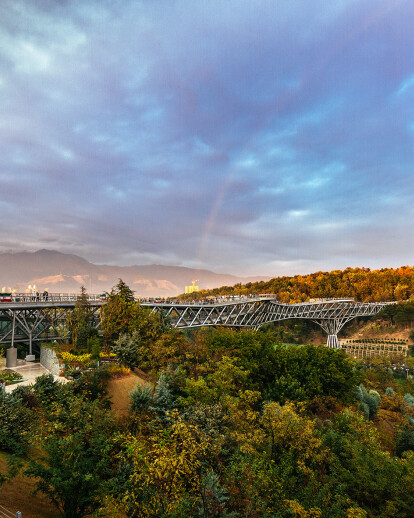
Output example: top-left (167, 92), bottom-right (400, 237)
top-left (106, 364), bottom-right (131, 377)
top-left (60, 351), bottom-right (92, 365)
top-left (0, 370), bottom-right (23, 385)
top-left (11, 385), bottom-right (38, 409)
top-left (112, 331), bottom-right (142, 369)
top-left (0, 392), bottom-right (35, 455)
top-left (87, 335), bottom-right (102, 359)
top-left (33, 373), bottom-right (61, 408)
top-left (355, 385), bottom-right (381, 420)
top-left (403, 393), bottom-right (414, 408)
top-left (130, 383), bottom-right (153, 413)
top-left (71, 368), bottom-right (111, 403)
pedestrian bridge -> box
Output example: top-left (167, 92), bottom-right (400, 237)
top-left (0, 293), bottom-right (391, 355)
top-left (145, 296), bottom-right (390, 348)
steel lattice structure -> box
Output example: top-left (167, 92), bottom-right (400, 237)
top-left (143, 297), bottom-right (391, 349)
top-left (0, 294), bottom-right (391, 353)
top-left (0, 297), bottom-right (103, 356)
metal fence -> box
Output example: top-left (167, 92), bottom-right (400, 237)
top-left (3, 292), bottom-right (104, 303)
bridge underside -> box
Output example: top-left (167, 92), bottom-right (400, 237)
top-left (0, 305), bottom-right (101, 358)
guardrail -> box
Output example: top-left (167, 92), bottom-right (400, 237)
top-left (0, 504), bottom-right (22, 518)
top-left (0, 293), bottom-right (105, 303)
top-left (0, 293), bottom-right (380, 306)
top-left (0, 293), bottom-right (268, 305)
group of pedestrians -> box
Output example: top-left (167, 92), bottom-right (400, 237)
top-left (15, 290), bottom-right (49, 302)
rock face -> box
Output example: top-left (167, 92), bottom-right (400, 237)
top-left (0, 249), bottom-right (269, 297)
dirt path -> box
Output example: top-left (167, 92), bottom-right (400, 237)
top-left (107, 371), bottom-right (151, 417)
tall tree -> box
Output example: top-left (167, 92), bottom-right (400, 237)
top-left (67, 286), bottom-right (93, 348)
top-left (112, 278), bottom-right (135, 302)
top-left (101, 280), bottom-right (167, 347)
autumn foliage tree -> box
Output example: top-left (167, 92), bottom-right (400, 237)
top-left (180, 266), bottom-right (414, 304)
top-left (101, 279), bottom-right (167, 347)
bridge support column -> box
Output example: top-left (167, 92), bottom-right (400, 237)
top-left (25, 331), bottom-right (35, 362)
top-left (6, 347), bottom-right (17, 368)
top-left (11, 311), bottom-right (15, 348)
top-left (326, 335), bottom-right (340, 349)
top-left (313, 318), bottom-right (349, 350)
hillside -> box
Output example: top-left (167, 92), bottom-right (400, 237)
top-left (0, 249), bottom-right (269, 297)
top-left (180, 266), bottom-right (414, 303)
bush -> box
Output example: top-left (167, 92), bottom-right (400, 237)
top-left (0, 392), bottom-right (35, 455)
top-left (76, 324), bottom-right (98, 349)
top-left (71, 368), bottom-right (111, 403)
top-left (130, 383), bottom-right (153, 413)
top-left (88, 335), bottom-right (102, 359)
top-left (10, 385), bottom-right (38, 409)
top-left (0, 370), bottom-right (23, 385)
top-left (355, 385), bottom-right (381, 419)
top-left (33, 373), bottom-right (61, 408)
top-left (112, 331), bottom-right (142, 369)
top-left (106, 364), bottom-right (131, 377)
top-left (267, 345), bottom-right (362, 403)
top-left (403, 393), bottom-right (414, 408)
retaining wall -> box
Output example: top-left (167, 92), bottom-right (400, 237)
top-left (40, 344), bottom-right (61, 376)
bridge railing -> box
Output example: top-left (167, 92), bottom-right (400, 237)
top-left (138, 294), bottom-right (277, 305)
top-left (0, 293), bottom-right (105, 303)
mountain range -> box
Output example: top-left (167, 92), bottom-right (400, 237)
top-left (0, 250), bottom-right (270, 297)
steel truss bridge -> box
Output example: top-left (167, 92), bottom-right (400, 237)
top-left (0, 294), bottom-right (104, 358)
top-left (146, 297), bottom-right (390, 349)
top-left (0, 293), bottom-right (391, 357)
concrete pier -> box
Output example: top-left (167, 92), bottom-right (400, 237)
top-left (6, 347), bottom-right (17, 368)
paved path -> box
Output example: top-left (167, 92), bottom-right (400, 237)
top-left (4, 361), bottom-right (66, 393)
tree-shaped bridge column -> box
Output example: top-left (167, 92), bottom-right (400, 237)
top-left (313, 318), bottom-right (351, 349)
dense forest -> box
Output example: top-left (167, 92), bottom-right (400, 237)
top-left (2, 280), bottom-right (414, 517)
top-left (180, 266), bottom-right (414, 303)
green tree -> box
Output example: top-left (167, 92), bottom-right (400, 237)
top-left (67, 286), bottom-right (94, 348)
top-left (149, 372), bottom-right (176, 424)
top-left (323, 410), bottom-right (414, 517)
top-left (267, 344), bottom-right (362, 403)
top-left (355, 385), bottom-right (381, 419)
top-left (130, 383), bottom-right (153, 413)
top-left (112, 331), bottom-right (142, 369)
top-left (0, 391), bottom-right (35, 455)
top-left (112, 278), bottom-right (135, 302)
top-left (120, 415), bottom-right (209, 517)
top-left (26, 397), bottom-right (114, 518)
top-left (101, 281), bottom-right (166, 347)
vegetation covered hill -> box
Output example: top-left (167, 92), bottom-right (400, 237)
top-left (3, 281), bottom-right (414, 517)
top-left (179, 266), bottom-right (414, 303)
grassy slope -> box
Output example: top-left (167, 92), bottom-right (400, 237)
top-left (107, 371), bottom-right (150, 417)
top-left (0, 454), bottom-right (58, 517)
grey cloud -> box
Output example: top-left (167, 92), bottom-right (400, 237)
top-left (1, 1), bottom-right (414, 276)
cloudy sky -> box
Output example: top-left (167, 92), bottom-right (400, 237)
top-left (1, 0), bottom-right (414, 276)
